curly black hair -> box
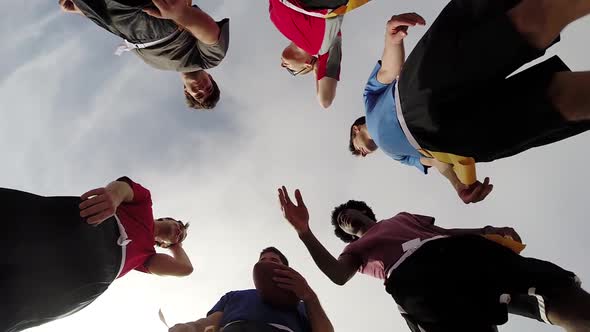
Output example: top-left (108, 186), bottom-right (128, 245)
top-left (349, 116), bottom-right (366, 156)
top-left (330, 200), bottom-right (376, 243)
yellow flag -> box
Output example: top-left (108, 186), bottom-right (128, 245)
top-left (325, 0), bottom-right (372, 18)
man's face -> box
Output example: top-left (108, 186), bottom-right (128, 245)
top-left (259, 252), bottom-right (285, 266)
top-left (182, 70), bottom-right (213, 103)
top-left (156, 218), bottom-right (187, 248)
top-left (280, 44), bottom-right (313, 76)
top-left (336, 209), bottom-right (367, 236)
top-left (351, 124), bottom-right (378, 157)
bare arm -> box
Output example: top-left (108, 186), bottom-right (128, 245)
top-left (299, 230), bottom-right (360, 286)
top-left (174, 6), bottom-right (220, 45)
top-left (145, 0), bottom-right (220, 45)
top-left (277, 186), bottom-right (360, 286)
top-left (169, 312), bottom-right (223, 332)
top-left (377, 13), bottom-right (426, 84)
top-left (316, 77), bottom-right (338, 109)
top-left (146, 243), bottom-right (194, 277)
top-left (304, 291), bottom-right (334, 332)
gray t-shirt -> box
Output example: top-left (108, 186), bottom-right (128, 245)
top-left (74, 0), bottom-right (230, 73)
top-left (134, 18), bottom-right (230, 72)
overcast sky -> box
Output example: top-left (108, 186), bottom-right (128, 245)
top-left (2, 1), bottom-right (589, 332)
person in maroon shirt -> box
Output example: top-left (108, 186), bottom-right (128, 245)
top-left (2, 176), bottom-right (193, 332)
top-left (277, 186), bottom-right (590, 332)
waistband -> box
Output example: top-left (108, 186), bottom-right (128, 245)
top-left (114, 29), bottom-right (181, 56)
top-left (385, 235), bottom-right (447, 280)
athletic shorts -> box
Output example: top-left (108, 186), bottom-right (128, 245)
top-left (397, 0), bottom-right (590, 162)
top-left (1, 188), bottom-right (121, 332)
top-left (386, 235), bottom-right (581, 330)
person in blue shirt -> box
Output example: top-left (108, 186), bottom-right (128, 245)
top-left (168, 247), bottom-right (334, 332)
top-left (349, 0), bottom-right (590, 204)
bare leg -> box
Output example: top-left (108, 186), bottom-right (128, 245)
top-left (548, 71), bottom-right (590, 121)
top-left (508, 0), bottom-right (590, 49)
top-left (547, 286), bottom-right (590, 332)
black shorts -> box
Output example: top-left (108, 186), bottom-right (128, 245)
top-left (386, 235), bottom-right (580, 330)
top-left (398, 0), bottom-right (590, 162)
top-left (72, 0), bottom-right (178, 43)
top-left (298, 0), bottom-right (349, 10)
top-left (1, 189), bottom-right (121, 332)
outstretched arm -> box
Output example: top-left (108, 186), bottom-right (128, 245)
top-left (377, 13), bottom-right (426, 84)
top-left (144, 0), bottom-right (220, 45)
top-left (420, 158), bottom-right (493, 204)
top-left (146, 243), bottom-right (194, 277)
top-left (278, 186), bottom-right (360, 286)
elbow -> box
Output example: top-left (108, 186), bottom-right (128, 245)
top-left (178, 265), bottom-right (194, 277)
top-left (318, 99), bottom-right (333, 109)
top-left (330, 276), bottom-right (348, 286)
top-left (317, 95), bottom-right (334, 109)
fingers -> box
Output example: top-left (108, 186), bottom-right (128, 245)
top-left (400, 12), bottom-right (426, 25)
top-left (80, 187), bottom-right (106, 201)
top-left (281, 186), bottom-right (293, 205)
top-left (294, 189), bottom-right (306, 208)
top-left (80, 200), bottom-right (111, 218)
top-left (86, 210), bottom-right (114, 225)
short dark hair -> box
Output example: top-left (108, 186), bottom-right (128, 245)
top-left (184, 75), bottom-right (220, 110)
top-left (260, 247), bottom-right (289, 266)
top-left (349, 116), bottom-right (366, 156)
top-left (330, 200), bottom-right (376, 243)
top-left (155, 218), bottom-right (190, 247)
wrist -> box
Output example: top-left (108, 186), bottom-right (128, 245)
top-left (298, 227), bottom-right (312, 239)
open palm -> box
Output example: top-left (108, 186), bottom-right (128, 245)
top-left (278, 186), bottom-right (310, 235)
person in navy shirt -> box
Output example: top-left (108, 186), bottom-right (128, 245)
top-left (168, 247), bottom-right (334, 332)
top-left (349, 1), bottom-right (590, 204)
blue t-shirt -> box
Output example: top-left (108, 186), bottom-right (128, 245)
top-left (364, 61), bottom-right (427, 174)
top-left (207, 289), bottom-right (310, 332)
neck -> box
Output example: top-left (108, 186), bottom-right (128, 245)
top-left (356, 220), bottom-right (376, 238)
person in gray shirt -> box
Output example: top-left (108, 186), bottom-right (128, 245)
top-left (59, 0), bottom-right (230, 110)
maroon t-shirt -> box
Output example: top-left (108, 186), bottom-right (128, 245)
top-left (339, 212), bottom-right (449, 280)
top-left (115, 177), bottom-right (156, 278)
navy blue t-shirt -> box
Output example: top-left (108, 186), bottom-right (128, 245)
top-left (207, 289), bottom-right (310, 332)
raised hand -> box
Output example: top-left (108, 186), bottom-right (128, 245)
top-left (278, 186), bottom-right (310, 236)
top-left (79, 187), bottom-right (121, 225)
top-left (273, 266), bottom-right (315, 301)
top-left (143, 0), bottom-right (191, 21)
top-left (385, 12), bottom-right (426, 44)
top-left (457, 177), bottom-right (494, 204)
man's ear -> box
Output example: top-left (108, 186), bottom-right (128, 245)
top-left (352, 125), bottom-right (360, 135)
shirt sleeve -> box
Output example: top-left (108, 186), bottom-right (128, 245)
top-left (197, 18), bottom-right (230, 69)
top-left (134, 253), bottom-right (156, 274)
top-left (116, 176), bottom-right (152, 205)
top-left (412, 214), bottom-right (436, 226)
top-left (316, 35), bottom-right (342, 81)
top-left (390, 154), bottom-right (429, 174)
top-left (207, 292), bottom-right (231, 316)
top-left (364, 61), bottom-right (391, 97)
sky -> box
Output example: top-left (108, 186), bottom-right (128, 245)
top-left (1, 1), bottom-right (589, 332)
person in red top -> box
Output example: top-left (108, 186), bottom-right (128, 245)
top-left (277, 186), bottom-right (590, 332)
top-left (2, 176), bottom-right (193, 332)
top-left (269, 0), bottom-right (347, 109)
